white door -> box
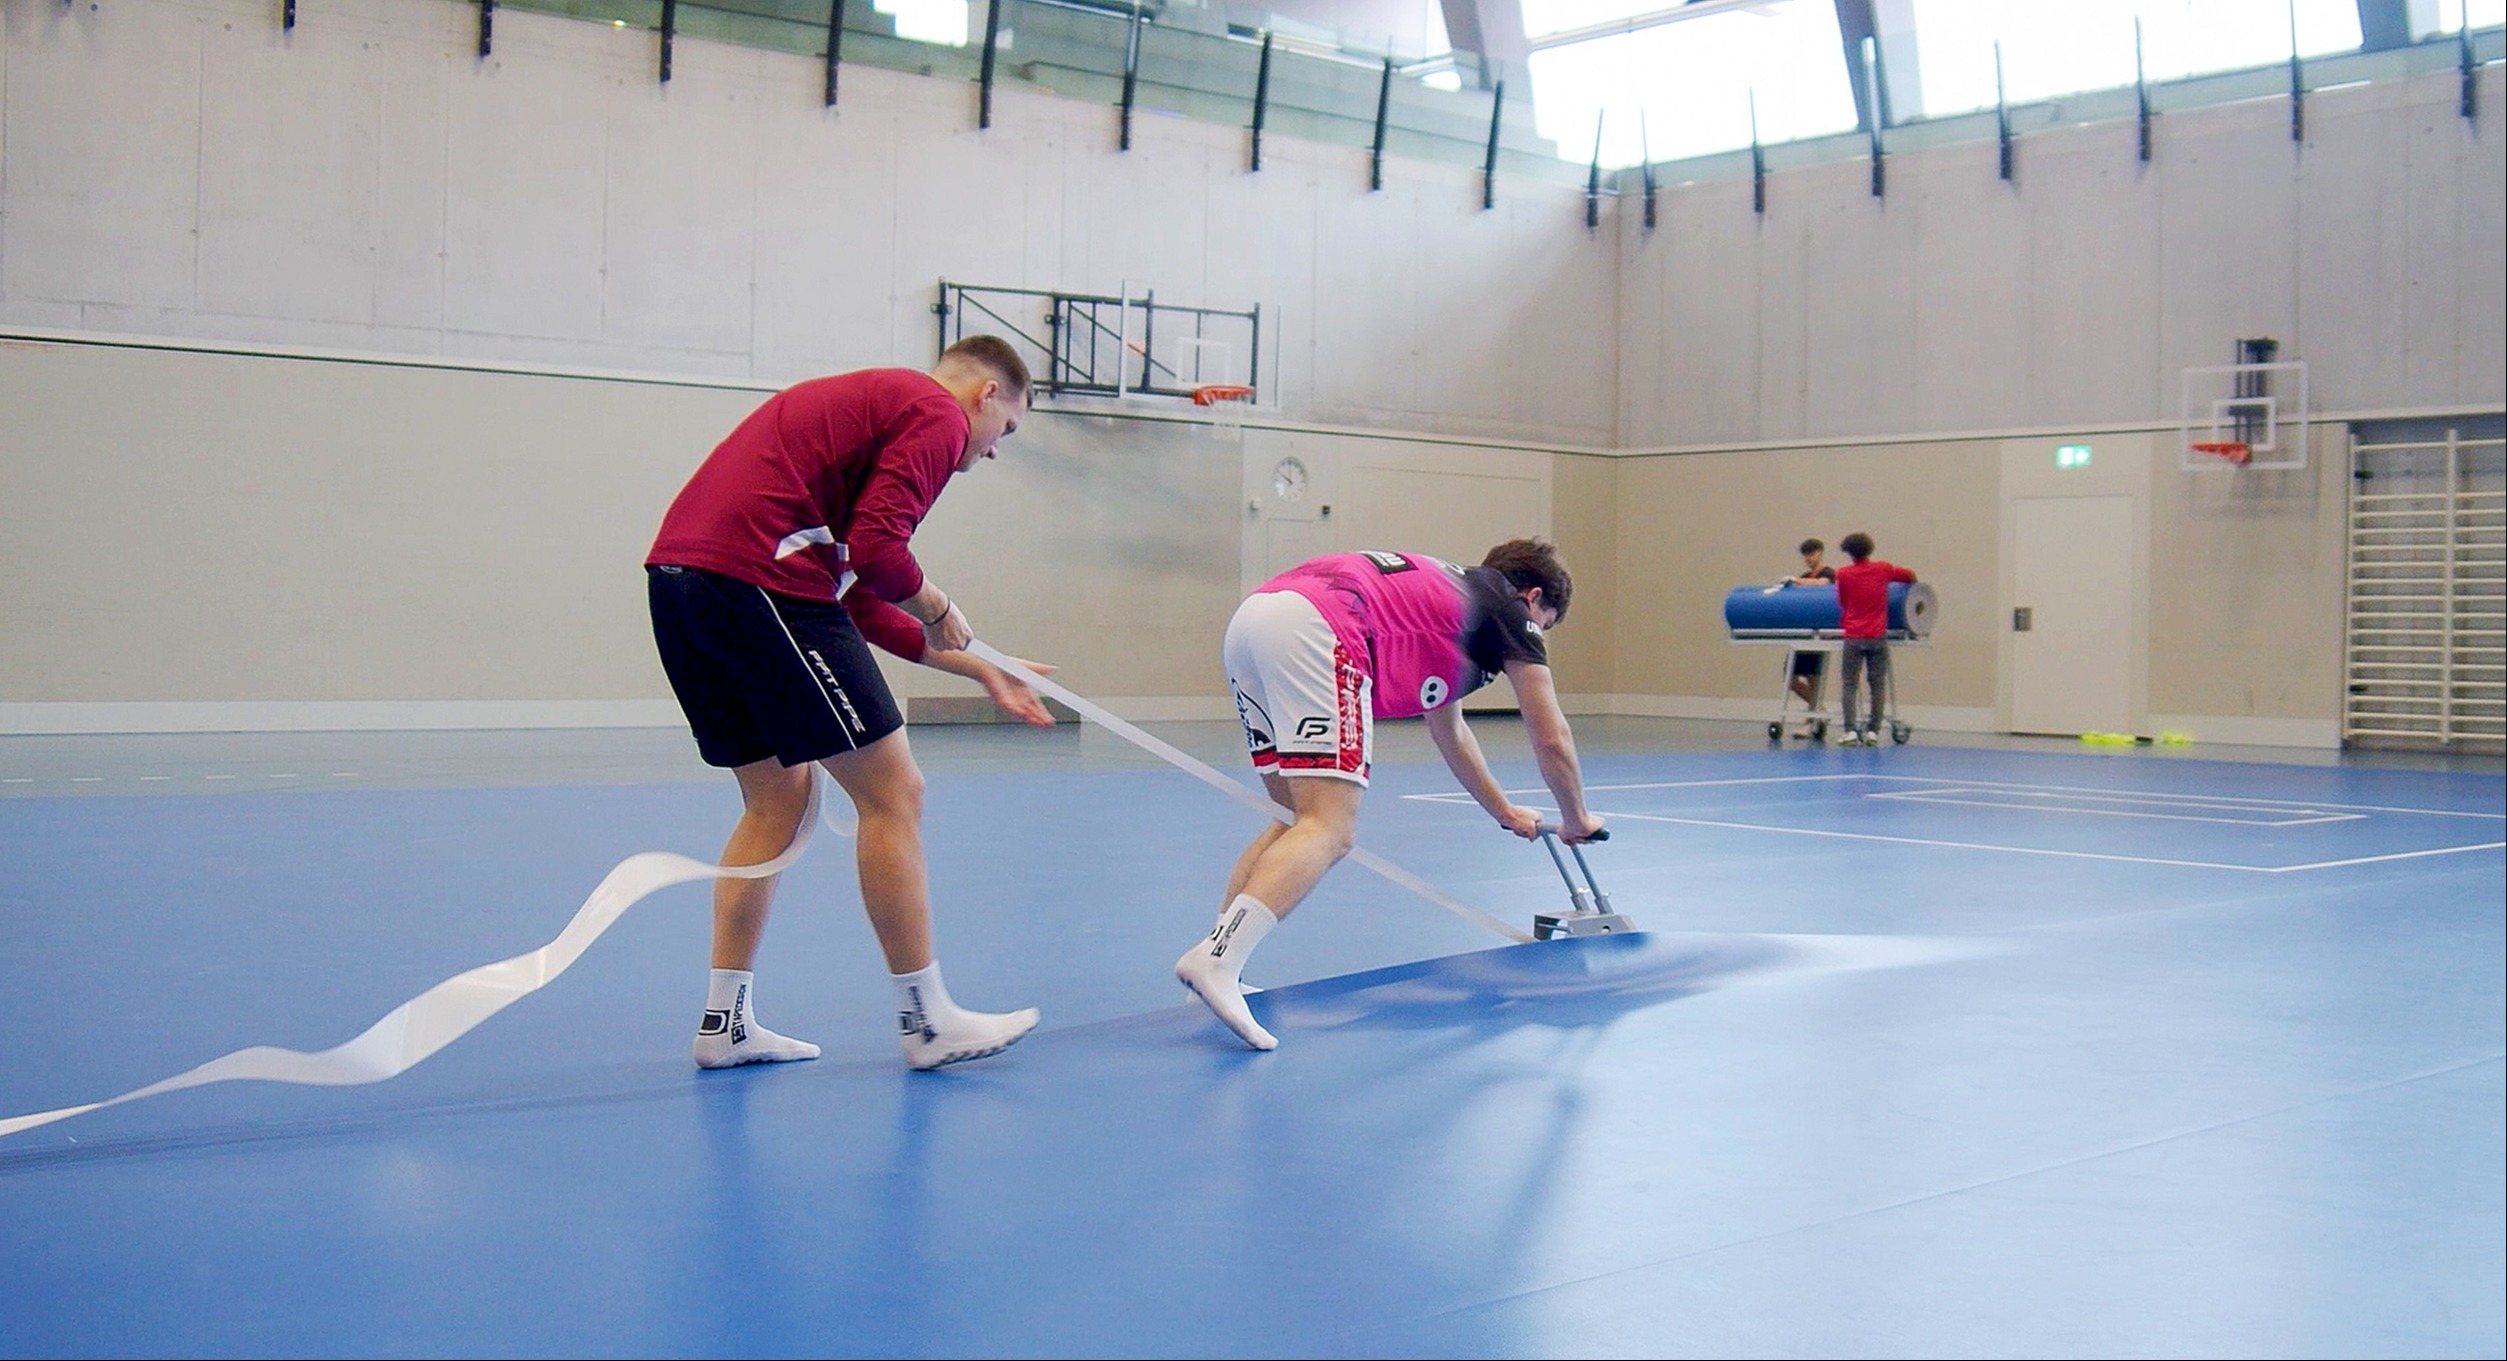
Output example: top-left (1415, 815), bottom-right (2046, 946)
top-left (2011, 495), bottom-right (2134, 735)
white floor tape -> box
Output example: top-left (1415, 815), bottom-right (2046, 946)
top-left (0, 642), bottom-right (1520, 1142)
top-left (968, 643), bottom-right (1532, 945)
top-left (0, 778), bottom-right (830, 1141)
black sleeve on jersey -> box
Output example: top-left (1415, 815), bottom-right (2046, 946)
top-left (1460, 567), bottom-right (1549, 681)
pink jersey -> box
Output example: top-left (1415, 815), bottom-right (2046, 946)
top-left (1258, 551), bottom-right (1548, 718)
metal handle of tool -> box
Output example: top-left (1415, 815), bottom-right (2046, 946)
top-left (1536, 825), bottom-right (1612, 915)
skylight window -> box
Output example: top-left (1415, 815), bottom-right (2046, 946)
top-left (1526, 1), bottom-right (1858, 168)
top-left (1880, 0), bottom-right (2367, 119)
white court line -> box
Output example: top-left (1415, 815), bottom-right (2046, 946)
top-left (1426, 775), bottom-right (2507, 821)
top-left (1411, 782), bottom-right (2507, 872)
top-left (1558, 808), bottom-right (2507, 875)
top-left (1863, 788), bottom-right (2364, 827)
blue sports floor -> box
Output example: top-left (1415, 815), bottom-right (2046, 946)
top-left (0, 721), bottom-right (2500, 1358)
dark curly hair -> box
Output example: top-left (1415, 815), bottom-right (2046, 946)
top-left (1481, 537), bottom-right (1572, 624)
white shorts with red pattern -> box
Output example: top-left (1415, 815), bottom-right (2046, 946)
top-left (1222, 589), bottom-right (1373, 785)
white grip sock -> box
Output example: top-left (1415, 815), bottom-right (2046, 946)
top-left (1175, 895), bottom-right (1279, 1051)
top-left (694, 968), bottom-right (821, 1069)
top-left (891, 961), bottom-right (1038, 1071)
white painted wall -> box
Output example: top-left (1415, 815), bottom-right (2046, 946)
top-left (1619, 65), bottom-right (2507, 445)
top-left (0, 0), bottom-right (1616, 445)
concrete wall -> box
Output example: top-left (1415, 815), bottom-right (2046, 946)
top-left (1618, 65), bottom-right (2507, 445)
top-left (0, 0), bottom-right (1614, 445)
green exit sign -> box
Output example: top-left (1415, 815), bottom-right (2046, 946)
top-left (2055, 444), bottom-right (2093, 469)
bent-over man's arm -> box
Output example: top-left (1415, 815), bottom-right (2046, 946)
top-left (1505, 660), bottom-right (1604, 842)
top-left (1424, 702), bottom-right (1542, 839)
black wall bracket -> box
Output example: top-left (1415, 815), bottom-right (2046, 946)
top-left (1369, 58), bottom-right (1392, 191)
top-left (1250, 31), bottom-right (1274, 172)
top-left (978, 0), bottom-right (1004, 128)
top-left (1482, 79), bottom-right (1504, 210)
top-left (825, 1), bottom-right (846, 107)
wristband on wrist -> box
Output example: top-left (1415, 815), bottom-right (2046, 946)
top-left (918, 593), bottom-right (951, 627)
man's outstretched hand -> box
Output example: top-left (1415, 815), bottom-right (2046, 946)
top-left (982, 656), bottom-right (1059, 726)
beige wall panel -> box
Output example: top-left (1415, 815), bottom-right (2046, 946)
top-left (1610, 442), bottom-right (1999, 708)
top-left (0, 340), bottom-right (1246, 711)
top-left (2145, 423), bottom-right (2349, 720)
top-left (1545, 453), bottom-right (1619, 696)
top-left (0, 342), bottom-right (753, 702)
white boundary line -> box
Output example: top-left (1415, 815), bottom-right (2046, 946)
top-left (1863, 788), bottom-right (2364, 828)
top-left (1558, 808), bottom-right (2504, 875)
top-left (1496, 774), bottom-right (2507, 821)
top-left (1403, 775), bottom-right (2507, 874)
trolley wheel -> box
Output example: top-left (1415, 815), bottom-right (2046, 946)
top-left (1891, 721), bottom-right (1912, 745)
top-left (1813, 720), bottom-right (1829, 743)
top-left (1767, 721), bottom-right (1783, 743)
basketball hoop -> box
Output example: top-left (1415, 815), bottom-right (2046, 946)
top-left (1193, 384), bottom-right (1253, 442)
top-left (2191, 440), bottom-right (2251, 466)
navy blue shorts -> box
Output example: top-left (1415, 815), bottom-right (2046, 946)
top-left (647, 564), bottom-right (904, 768)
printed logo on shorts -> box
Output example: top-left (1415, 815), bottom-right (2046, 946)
top-left (1233, 691), bottom-right (1273, 751)
top-left (804, 648), bottom-right (867, 734)
top-left (1418, 676), bottom-right (1450, 710)
top-left (1295, 717), bottom-right (1332, 740)
top-left (1359, 550), bottom-right (1415, 574)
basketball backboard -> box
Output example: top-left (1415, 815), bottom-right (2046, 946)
top-left (2179, 360), bottom-right (2308, 471)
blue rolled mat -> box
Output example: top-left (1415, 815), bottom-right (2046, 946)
top-left (1723, 581), bottom-right (1935, 637)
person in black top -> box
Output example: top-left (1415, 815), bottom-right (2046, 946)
top-left (1786, 538), bottom-right (1835, 706)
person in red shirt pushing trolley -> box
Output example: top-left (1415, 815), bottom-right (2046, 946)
top-left (1832, 532), bottom-right (1917, 747)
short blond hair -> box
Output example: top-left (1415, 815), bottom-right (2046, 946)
top-left (940, 335), bottom-right (1031, 401)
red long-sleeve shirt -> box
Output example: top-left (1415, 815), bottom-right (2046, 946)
top-left (1834, 559), bottom-right (1916, 638)
top-left (648, 370), bottom-right (967, 661)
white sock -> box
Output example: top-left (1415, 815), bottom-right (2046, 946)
top-left (1175, 894), bottom-right (1279, 1051)
top-left (693, 969), bottom-right (821, 1069)
top-left (891, 961), bottom-right (1039, 1071)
